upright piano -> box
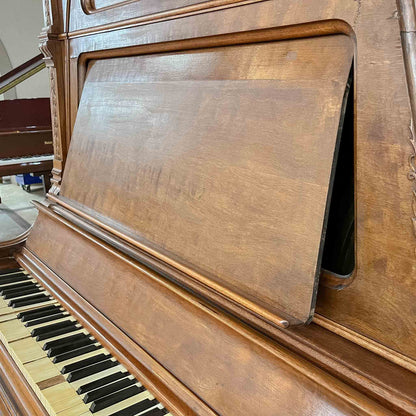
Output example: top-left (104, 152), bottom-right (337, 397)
top-left (0, 0), bottom-right (415, 415)
top-left (0, 98), bottom-right (53, 182)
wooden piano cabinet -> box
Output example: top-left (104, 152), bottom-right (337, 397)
top-left (19, 207), bottom-right (414, 416)
top-left (51, 0), bottom-right (416, 363)
top-left (0, 340), bottom-right (48, 416)
top-left (0, 0), bottom-right (406, 414)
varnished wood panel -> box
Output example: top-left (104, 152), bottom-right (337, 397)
top-left (60, 35), bottom-right (352, 325)
top-left (71, 0), bottom-right (260, 33)
top-left (25, 211), bottom-right (394, 416)
top-left (55, 0), bottom-right (416, 361)
top-left (0, 340), bottom-right (48, 416)
top-left (32, 202), bottom-right (416, 414)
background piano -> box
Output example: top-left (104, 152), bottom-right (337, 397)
top-left (0, 55), bottom-right (53, 192)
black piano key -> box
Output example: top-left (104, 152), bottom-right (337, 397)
top-left (61, 353), bottom-right (111, 374)
top-left (25, 313), bottom-right (68, 327)
top-left (0, 271), bottom-right (26, 281)
top-left (83, 377), bottom-right (137, 403)
top-left (140, 408), bottom-right (168, 416)
top-left (31, 319), bottom-right (77, 337)
top-left (3, 287), bottom-right (42, 300)
top-left (77, 371), bottom-right (129, 395)
top-left (43, 333), bottom-right (91, 351)
top-left (109, 398), bottom-right (159, 416)
top-left (52, 344), bottom-right (102, 363)
top-left (67, 359), bottom-right (119, 383)
top-left (49, 342), bottom-right (88, 357)
top-left (18, 305), bottom-right (61, 321)
top-left (0, 276), bottom-right (30, 286)
top-left (0, 281), bottom-right (36, 294)
top-left (35, 324), bottom-right (79, 341)
top-left (48, 338), bottom-right (97, 357)
top-left (10, 294), bottom-right (50, 308)
top-left (0, 268), bottom-right (22, 275)
top-left (90, 385), bottom-right (144, 413)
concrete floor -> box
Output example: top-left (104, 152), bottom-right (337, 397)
top-left (0, 178), bottom-right (45, 241)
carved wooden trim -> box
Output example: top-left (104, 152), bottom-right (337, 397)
top-left (39, 0), bottom-right (66, 195)
top-left (397, 0), bottom-right (416, 256)
top-left (42, 0), bottom-right (52, 28)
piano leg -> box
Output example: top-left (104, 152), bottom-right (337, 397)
top-left (40, 172), bottom-right (51, 194)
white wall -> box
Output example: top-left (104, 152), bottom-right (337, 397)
top-left (0, 0), bottom-right (49, 99)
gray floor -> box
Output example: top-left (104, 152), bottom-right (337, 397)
top-left (0, 178), bottom-right (45, 242)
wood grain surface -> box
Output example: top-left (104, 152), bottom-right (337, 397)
top-left (25, 210), bottom-right (394, 416)
top-left (60, 35), bottom-right (352, 325)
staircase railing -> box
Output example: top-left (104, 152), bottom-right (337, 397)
top-left (0, 54), bottom-right (45, 96)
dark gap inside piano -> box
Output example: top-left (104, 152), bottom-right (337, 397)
top-left (321, 67), bottom-right (355, 277)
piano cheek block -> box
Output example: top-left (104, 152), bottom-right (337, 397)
top-left (0, 269), bottom-right (170, 415)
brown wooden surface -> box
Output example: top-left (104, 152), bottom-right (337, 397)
top-left (0, 132), bottom-right (53, 160)
top-left (11, 0), bottom-right (413, 413)
top-left (0, 229), bottom-right (30, 260)
top-left (0, 98), bottom-right (52, 162)
top-left (0, 55), bottom-right (45, 96)
top-left (0, 98), bottom-right (51, 135)
top-left (46, 0), bottom-right (416, 363)
top-left (25, 210), bottom-right (397, 416)
top-left (0, 55), bottom-right (43, 87)
top-left (72, 0), bottom-right (261, 32)
top-left (0, 160), bottom-right (53, 177)
top-left (0, 340), bottom-right (48, 416)
top-left (37, 201), bottom-right (416, 415)
top-left (60, 35), bottom-right (352, 326)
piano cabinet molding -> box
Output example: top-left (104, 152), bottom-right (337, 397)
top-left (35, 201), bottom-right (416, 415)
top-left (0, 339), bottom-right (48, 415)
top-left (82, 0), bottom-right (137, 14)
top-left (40, 0), bottom-right (416, 362)
top-left (39, 0), bottom-right (73, 195)
top-left (74, 0), bottom-right (268, 33)
top-left (0, 228), bottom-right (31, 259)
top-left (21, 209), bottom-right (403, 416)
top-left (396, 0), bottom-right (416, 256)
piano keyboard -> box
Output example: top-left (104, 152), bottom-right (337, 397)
top-left (0, 154), bottom-right (53, 167)
top-left (0, 267), bottom-right (172, 416)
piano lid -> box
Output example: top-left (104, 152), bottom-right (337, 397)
top-left (58, 33), bottom-right (353, 326)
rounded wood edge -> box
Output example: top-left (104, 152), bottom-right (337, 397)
top-left (17, 245), bottom-right (397, 416)
top-left (314, 314), bottom-right (416, 374)
top-left (0, 227), bottom-right (31, 249)
top-left (319, 268), bottom-right (356, 290)
top-left (74, 0), bottom-right (266, 34)
top-left (81, 0), bottom-right (138, 15)
top-left (43, 197), bottom-right (292, 329)
top-left (0, 341), bottom-right (48, 416)
top-left (0, 226), bottom-right (32, 260)
top-left (16, 247), bottom-right (216, 416)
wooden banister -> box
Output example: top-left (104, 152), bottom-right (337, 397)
top-left (0, 54), bottom-right (45, 95)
